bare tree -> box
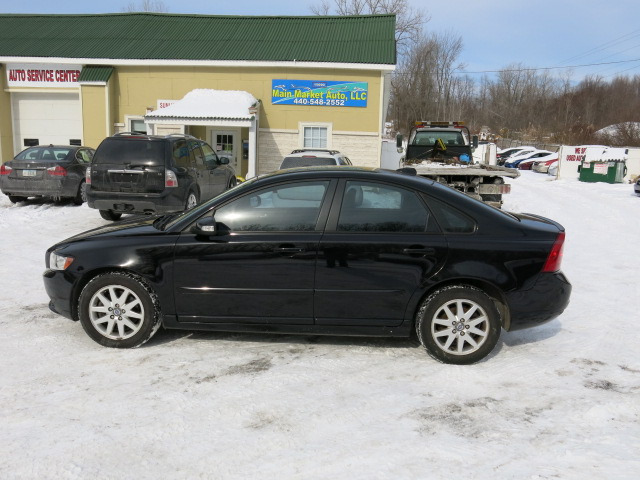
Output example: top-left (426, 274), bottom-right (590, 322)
top-left (123, 0), bottom-right (168, 12)
top-left (388, 32), bottom-right (464, 134)
top-left (311, 0), bottom-right (428, 56)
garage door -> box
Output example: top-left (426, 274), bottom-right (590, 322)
top-left (11, 92), bottom-right (82, 154)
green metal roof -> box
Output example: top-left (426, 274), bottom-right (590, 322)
top-left (78, 66), bottom-right (114, 83)
top-left (0, 13), bottom-right (396, 65)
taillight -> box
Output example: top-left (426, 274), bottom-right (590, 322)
top-left (542, 232), bottom-right (565, 272)
top-left (165, 169), bottom-right (178, 187)
top-left (0, 164), bottom-right (11, 175)
top-left (85, 167), bottom-right (91, 184)
top-left (47, 165), bottom-right (67, 176)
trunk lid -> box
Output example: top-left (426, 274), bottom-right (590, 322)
top-left (90, 137), bottom-right (167, 193)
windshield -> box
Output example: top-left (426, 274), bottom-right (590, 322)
top-left (15, 147), bottom-right (72, 161)
top-left (93, 138), bottom-right (166, 166)
top-left (280, 157), bottom-right (337, 169)
top-left (411, 131), bottom-right (466, 146)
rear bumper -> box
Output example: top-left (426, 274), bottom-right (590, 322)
top-left (86, 188), bottom-right (185, 214)
top-left (1, 177), bottom-right (79, 197)
top-left (505, 271), bottom-right (571, 331)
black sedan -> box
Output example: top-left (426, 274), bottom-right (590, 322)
top-left (1, 145), bottom-right (94, 204)
top-left (43, 167), bottom-right (571, 364)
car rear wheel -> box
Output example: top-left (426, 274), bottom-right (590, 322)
top-left (416, 285), bottom-right (501, 364)
top-left (99, 209), bottom-right (122, 221)
top-left (185, 190), bottom-right (199, 210)
top-left (78, 272), bottom-right (162, 348)
top-left (8, 195), bottom-right (27, 203)
top-left (73, 181), bottom-right (86, 205)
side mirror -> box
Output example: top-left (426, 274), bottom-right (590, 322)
top-left (396, 133), bottom-right (404, 153)
top-left (193, 216), bottom-right (217, 236)
top-left (472, 135), bottom-right (479, 149)
top-left (219, 157), bottom-right (230, 165)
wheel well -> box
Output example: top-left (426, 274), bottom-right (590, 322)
top-left (412, 279), bottom-right (511, 330)
top-left (71, 268), bottom-right (149, 321)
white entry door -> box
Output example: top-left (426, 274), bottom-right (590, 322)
top-left (210, 129), bottom-right (239, 172)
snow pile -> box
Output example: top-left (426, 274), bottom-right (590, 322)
top-left (146, 89), bottom-right (258, 119)
top-left (0, 174), bottom-right (639, 479)
top-left (595, 122), bottom-right (640, 136)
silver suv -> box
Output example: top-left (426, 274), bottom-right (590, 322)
top-left (279, 149), bottom-right (352, 169)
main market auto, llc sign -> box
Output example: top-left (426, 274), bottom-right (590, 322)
top-left (272, 80), bottom-right (368, 107)
top-left (6, 63), bottom-right (82, 88)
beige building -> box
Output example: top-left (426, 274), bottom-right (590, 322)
top-left (0, 13), bottom-right (396, 177)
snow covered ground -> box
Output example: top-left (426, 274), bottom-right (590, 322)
top-left (1, 172), bottom-right (639, 479)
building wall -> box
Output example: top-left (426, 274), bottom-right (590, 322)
top-left (80, 84), bottom-right (108, 150)
top-left (110, 66), bottom-right (382, 134)
top-left (0, 65), bottom-right (14, 161)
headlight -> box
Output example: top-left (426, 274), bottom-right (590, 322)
top-left (50, 252), bottom-right (74, 270)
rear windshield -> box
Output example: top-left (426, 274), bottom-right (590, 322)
top-left (93, 138), bottom-right (166, 166)
top-left (280, 157), bottom-right (337, 169)
top-left (412, 131), bottom-right (465, 146)
top-left (15, 147), bottom-right (72, 161)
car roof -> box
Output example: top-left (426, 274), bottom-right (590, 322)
top-left (286, 149), bottom-right (344, 158)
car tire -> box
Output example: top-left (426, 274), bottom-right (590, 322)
top-left (415, 285), bottom-right (501, 365)
top-left (227, 177), bottom-right (237, 189)
top-left (73, 181), bottom-right (86, 205)
top-left (99, 209), bottom-right (122, 221)
top-left (78, 272), bottom-right (162, 348)
top-left (185, 189), bottom-right (199, 210)
top-left (8, 195), bottom-right (27, 203)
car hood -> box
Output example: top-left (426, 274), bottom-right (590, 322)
top-left (54, 215), bottom-right (164, 246)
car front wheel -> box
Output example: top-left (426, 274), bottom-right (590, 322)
top-left (416, 285), bottom-right (501, 364)
top-left (78, 272), bottom-right (161, 348)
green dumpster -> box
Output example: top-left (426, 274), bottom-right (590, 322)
top-left (579, 160), bottom-right (626, 184)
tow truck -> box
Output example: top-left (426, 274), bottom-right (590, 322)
top-left (397, 121), bottom-right (518, 207)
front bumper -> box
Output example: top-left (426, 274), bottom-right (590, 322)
top-left (505, 271), bottom-right (571, 331)
top-left (43, 268), bottom-right (76, 320)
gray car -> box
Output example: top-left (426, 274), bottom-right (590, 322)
top-left (1, 145), bottom-right (94, 204)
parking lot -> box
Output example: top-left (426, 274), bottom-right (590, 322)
top-left (1, 172), bottom-right (639, 479)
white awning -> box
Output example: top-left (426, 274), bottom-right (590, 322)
top-left (145, 89), bottom-right (258, 125)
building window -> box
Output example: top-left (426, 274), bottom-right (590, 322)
top-left (299, 122), bottom-right (332, 149)
top-left (130, 119), bottom-right (146, 134)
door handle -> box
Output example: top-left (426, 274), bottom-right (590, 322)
top-left (275, 245), bottom-right (304, 254)
top-left (402, 247), bottom-right (435, 255)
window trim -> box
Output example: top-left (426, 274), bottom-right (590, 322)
top-left (299, 122), bottom-right (332, 149)
top-left (125, 115), bottom-right (147, 134)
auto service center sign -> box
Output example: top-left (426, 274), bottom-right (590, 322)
top-left (6, 63), bottom-right (82, 88)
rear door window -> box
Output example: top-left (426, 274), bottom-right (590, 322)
top-left (172, 140), bottom-right (191, 168)
top-left (337, 181), bottom-right (431, 233)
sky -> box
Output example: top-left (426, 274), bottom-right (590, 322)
top-left (2, 0), bottom-right (639, 82)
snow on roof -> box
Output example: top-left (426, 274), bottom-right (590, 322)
top-left (145, 89), bottom-right (258, 120)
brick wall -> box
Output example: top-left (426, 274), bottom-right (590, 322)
top-left (257, 129), bottom-right (381, 174)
